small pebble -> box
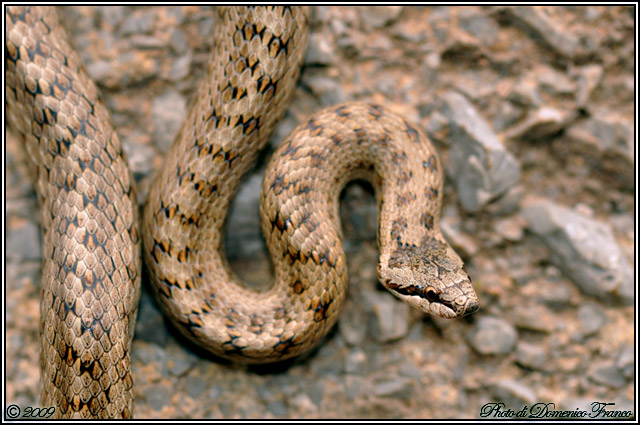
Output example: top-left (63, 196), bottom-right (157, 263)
top-left (468, 316), bottom-right (518, 355)
top-left (367, 291), bottom-right (410, 343)
top-left (589, 362), bottom-right (627, 388)
top-left (491, 379), bottom-right (537, 407)
top-left (372, 377), bottom-right (414, 400)
top-left (516, 341), bottom-right (548, 370)
top-left (577, 302), bottom-right (607, 337)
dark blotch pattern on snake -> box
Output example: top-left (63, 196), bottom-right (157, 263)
top-left (6, 5), bottom-right (479, 418)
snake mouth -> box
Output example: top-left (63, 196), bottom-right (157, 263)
top-left (385, 281), bottom-right (453, 318)
top-left (430, 297), bottom-right (478, 319)
top-left (438, 291), bottom-right (479, 318)
top-left (384, 280), bottom-right (479, 318)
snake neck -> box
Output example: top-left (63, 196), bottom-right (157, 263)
top-left (263, 103), bottom-right (478, 322)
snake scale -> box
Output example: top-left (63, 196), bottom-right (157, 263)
top-left (6, 5), bottom-right (479, 419)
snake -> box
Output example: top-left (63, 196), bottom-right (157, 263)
top-left (6, 5), bottom-right (479, 419)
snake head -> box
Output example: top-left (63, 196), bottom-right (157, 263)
top-left (379, 237), bottom-right (479, 319)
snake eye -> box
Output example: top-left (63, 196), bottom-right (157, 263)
top-left (425, 288), bottom-right (438, 302)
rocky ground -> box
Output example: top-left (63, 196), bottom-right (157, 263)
top-left (6, 6), bottom-right (635, 419)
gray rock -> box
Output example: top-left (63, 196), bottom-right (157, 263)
top-left (513, 304), bottom-right (557, 333)
top-left (218, 400), bottom-right (234, 417)
top-left (196, 12), bottom-right (215, 39)
top-left (164, 6), bottom-right (184, 24)
top-left (185, 375), bottom-right (208, 399)
top-left (335, 32), bottom-right (359, 59)
top-left (208, 385), bottom-right (222, 402)
top-left (169, 53), bottom-right (192, 82)
top-left (521, 199), bottom-right (634, 304)
top-left (565, 115), bottom-right (634, 190)
top-left (425, 110), bottom-right (450, 145)
top-left (6, 222), bottom-right (41, 261)
top-left (609, 213), bottom-right (634, 241)
top-left (342, 184), bottom-right (377, 242)
top-left (493, 100), bottom-right (525, 132)
top-left (132, 340), bottom-right (168, 367)
top-left (146, 382), bottom-right (173, 411)
top-left (372, 349), bottom-right (404, 369)
top-left (452, 348), bottom-right (470, 383)
top-left (129, 35), bottom-right (165, 49)
top-left (95, 6), bottom-right (126, 28)
top-left (367, 290), bottom-right (410, 342)
top-left (266, 400), bottom-right (288, 417)
top-left (338, 304), bottom-right (369, 346)
top-left (358, 6), bottom-right (403, 29)
top-left (151, 90), bottom-right (187, 153)
top-left (537, 278), bottom-right (575, 310)
top-left (123, 140), bottom-right (156, 182)
top-left (440, 219), bottom-right (478, 258)
top-left (305, 33), bottom-right (336, 65)
top-left (616, 345), bottom-right (634, 380)
top-left (537, 66), bottom-right (577, 96)
top-left (589, 362), bottom-right (627, 388)
top-left (372, 376), bottom-right (414, 400)
top-left (391, 21), bottom-right (427, 43)
top-left (310, 6), bottom-right (330, 24)
top-left (440, 91), bottom-right (522, 212)
top-left (431, 19), bottom-right (450, 43)
top-left (468, 316), bottom-right (517, 355)
top-left (493, 216), bottom-right (526, 242)
top-left (506, 107), bottom-right (577, 141)
top-left (502, 6), bottom-right (580, 59)
top-left (225, 173), bottom-right (264, 261)
top-left (167, 347), bottom-right (197, 377)
top-left (516, 341), bottom-right (548, 370)
top-left (459, 9), bottom-right (500, 44)
top-left (111, 51), bottom-right (160, 89)
top-left (289, 393), bottom-right (317, 413)
top-left (572, 64), bottom-right (604, 106)
top-left (309, 344), bottom-right (343, 376)
top-left (5, 148), bottom-right (36, 199)
top-left (398, 362), bottom-right (422, 379)
top-left (486, 185), bottom-right (524, 216)
top-left (307, 381), bottom-right (325, 406)
top-left (119, 9), bottom-right (157, 36)
top-left (344, 376), bottom-right (365, 401)
top-left (491, 379), bottom-right (536, 407)
top-left (508, 77), bottom-right (543, 107)
top-left (577, 302), bottom-right (607, 336)
top-left (134, 292), bottom-right (169, 346)
top-left (86, 60), bottom-right (116, 83)
top-left (303, 74), bottom-right (347, 107)
top-left (344, 349), bottom-right (368, 375)
top-left (169, 29), bottom-right (188, 54)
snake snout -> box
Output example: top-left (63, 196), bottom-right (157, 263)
top-left (460, 298), bottom-right (479, 317)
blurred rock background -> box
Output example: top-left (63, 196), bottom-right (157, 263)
top-left (6, 6), bottom-right (635, 419)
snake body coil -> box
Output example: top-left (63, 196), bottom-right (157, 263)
top-left (7, 6), bottom-right (478, 418)
top-left (6, 6), bottom-right (141, 418)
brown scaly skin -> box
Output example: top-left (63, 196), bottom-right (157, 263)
top-left (6, 5), bottom-right (479, 418)
top-left (6, 6), bottom-right (141, 418)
